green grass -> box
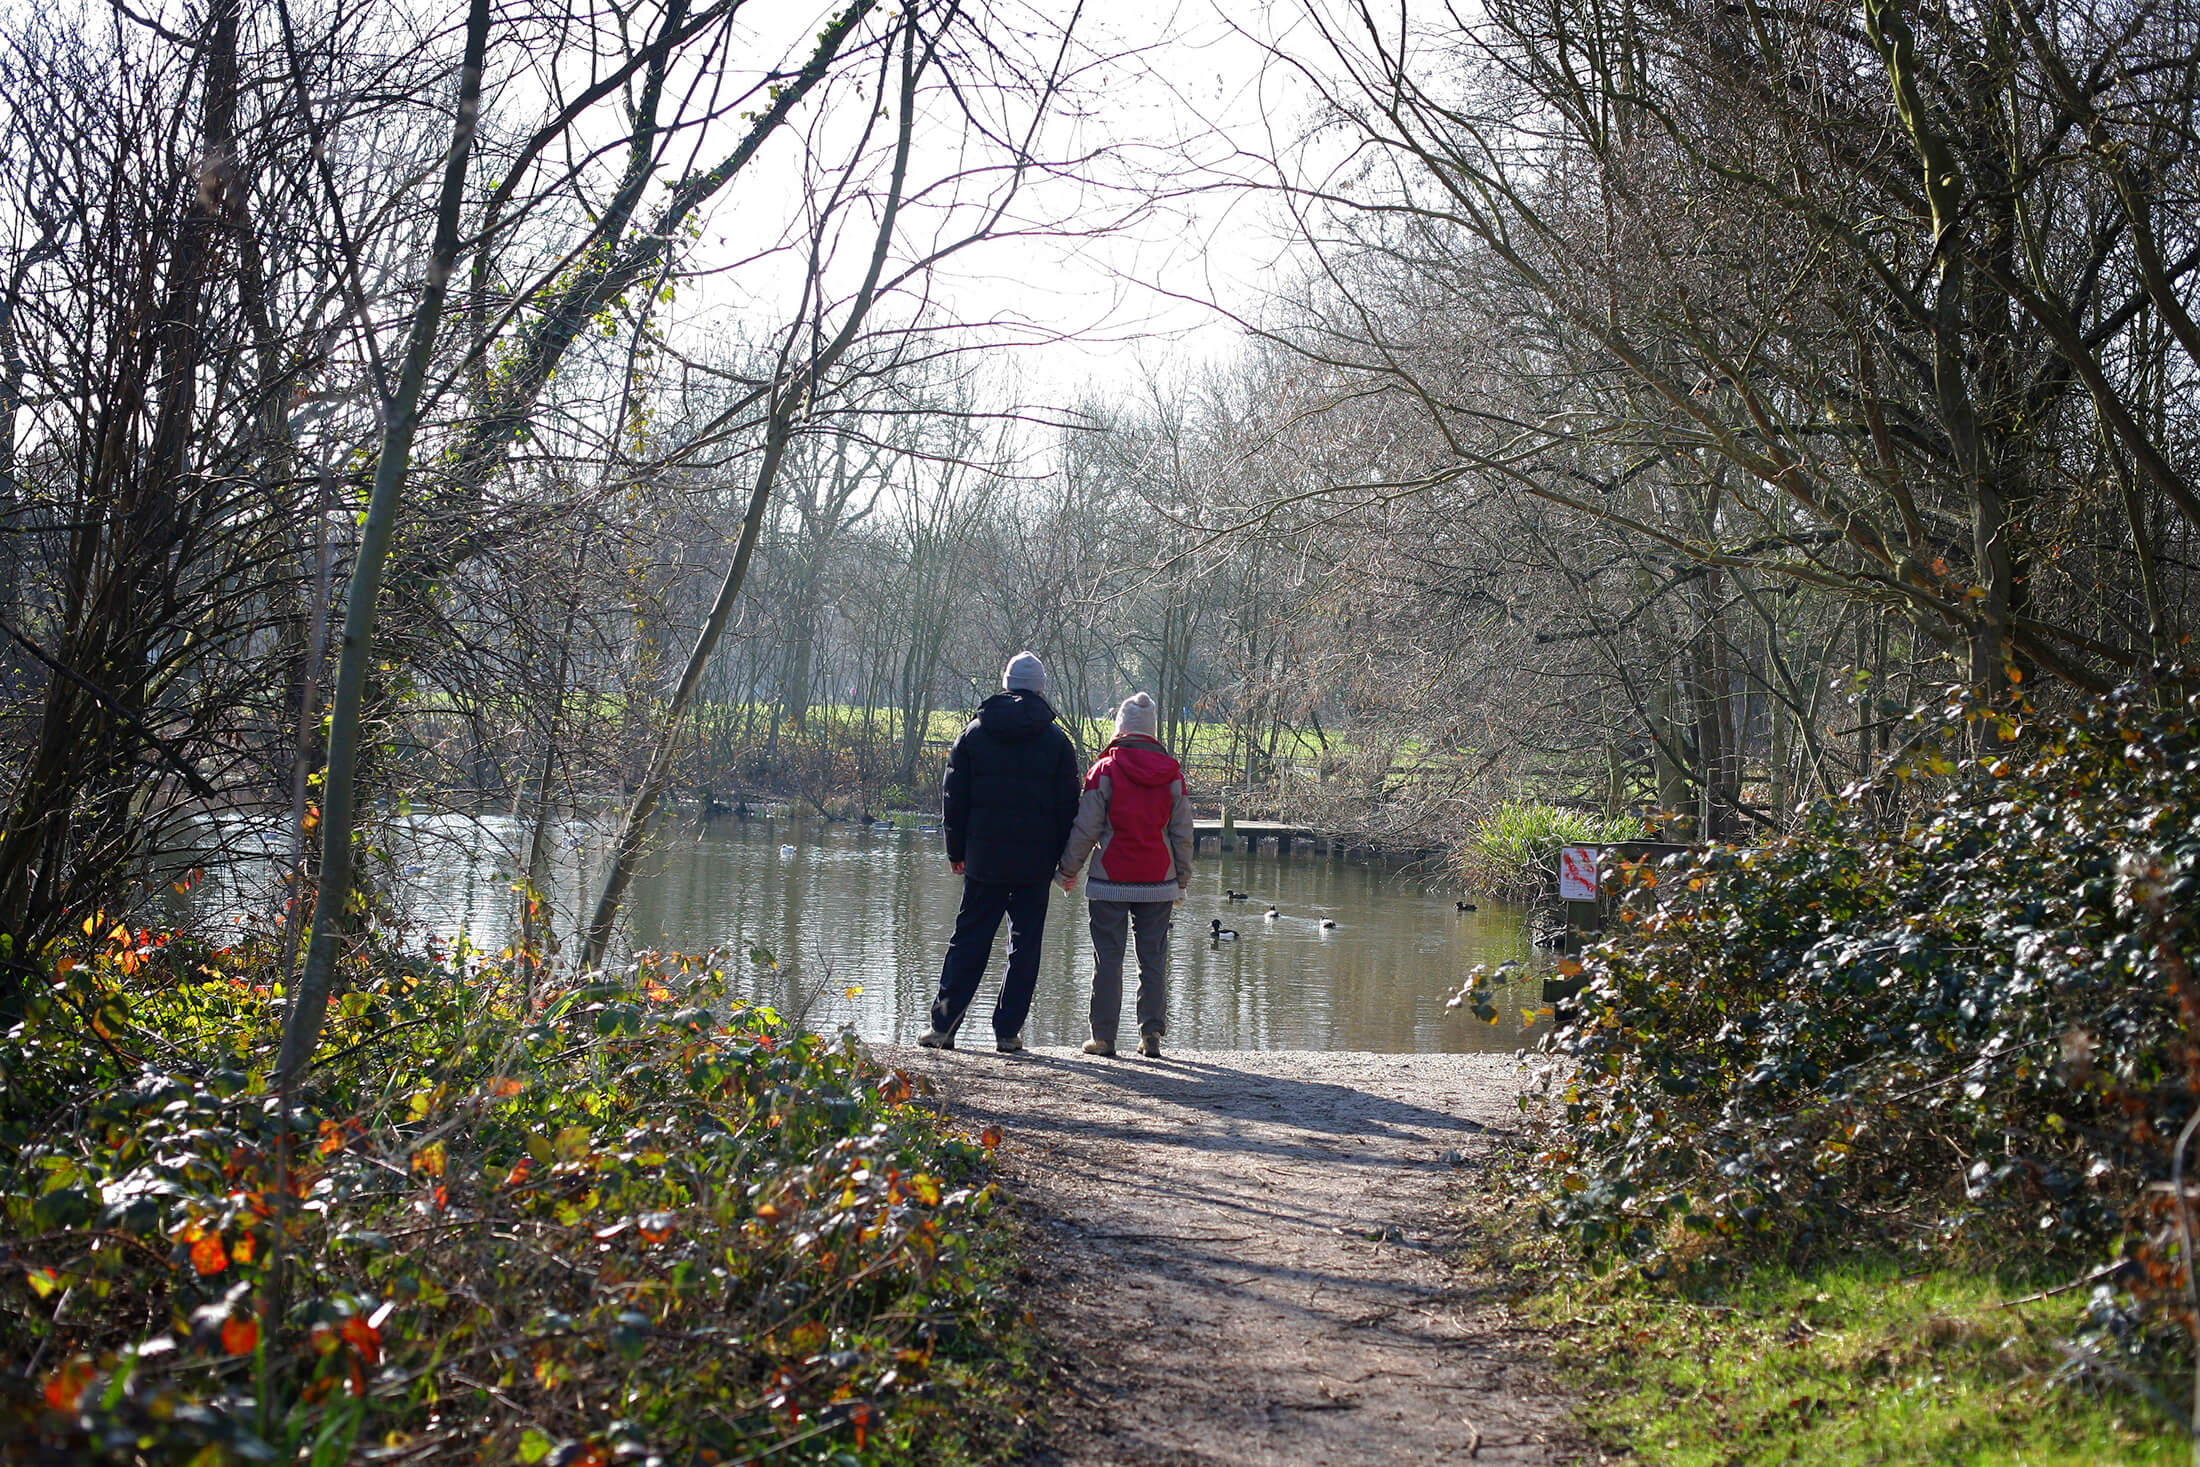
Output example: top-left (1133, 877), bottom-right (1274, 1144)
top-left (1537, 1259), bottom-right (2180, 1465)
top-left (1448, 1145), bottom-right (2185, 1466)
top-left (685, 698), bottom-right (1336, 784)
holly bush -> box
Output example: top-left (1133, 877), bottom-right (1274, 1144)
top-left (1461, 686), bottom-right (2200, 1314)
top-left (1, 933), bottom-right (1022, 1465)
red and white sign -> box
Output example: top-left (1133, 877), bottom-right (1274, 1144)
top-left (1557, 846), bottom-right (1600, 902)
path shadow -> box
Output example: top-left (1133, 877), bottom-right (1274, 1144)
top-left (892, 1047), bottom-right (1516, 1178)
top-left (986, 1049), bottom-right (1507, 1136)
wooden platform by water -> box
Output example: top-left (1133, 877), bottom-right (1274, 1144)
top-left (1191, 820), bottom-right (1330, 855)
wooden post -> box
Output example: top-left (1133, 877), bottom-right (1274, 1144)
top-left (1221, 805), bottom-right (1237, 853)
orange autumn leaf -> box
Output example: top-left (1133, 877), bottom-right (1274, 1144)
top-left (43, 1357), bottom-right (96, 1411)
top-left (340, 1314), bottom-right (381, 1365)
top-left (230, 1234), bottom-right (255, 1264)
top-left (754, 1200), bottom-right (783, 1223)
top-left (191, 1234), bottom-right (228, 1276)
top-left (486, 1077), bottom-right (525, 1098)
top-left (503, 1156), bottom-right (532, 1188)
top-left (221, 1316), bottom-right (259, 1356)
top-left (979, 1125), bottom-right (1003, 1151)
top-left (410, 1141), bottom-right (447, 1177)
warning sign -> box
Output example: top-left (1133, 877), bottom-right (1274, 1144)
top-left (1557, 846), bottom-right (1600, 902)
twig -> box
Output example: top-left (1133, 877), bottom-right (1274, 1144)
top-left (1991, 1261), bottom-right (2124, 1309)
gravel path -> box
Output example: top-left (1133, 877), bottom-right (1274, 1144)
top-left (875, 1044), bottom-right (1581, 1466)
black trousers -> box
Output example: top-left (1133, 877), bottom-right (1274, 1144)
top-left (929, 877), bottom-right (1051, 1040)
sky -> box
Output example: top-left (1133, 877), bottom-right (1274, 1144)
top-left (673, 0), bottom-right (1330, 409)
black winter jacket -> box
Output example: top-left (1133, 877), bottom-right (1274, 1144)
top-left (942, 691), bottom-right (1081, 885)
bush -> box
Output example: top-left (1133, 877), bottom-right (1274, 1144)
top-left (1461, 687), bottom-right (2199, 1348)
top-left (1455, 801), bottom-right (1645, 897)
top-left (0, 934), bottom-right (1023, 1464)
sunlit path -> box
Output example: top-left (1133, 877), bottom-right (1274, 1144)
top-left (882, 1046), bottom-right (1580, 1466)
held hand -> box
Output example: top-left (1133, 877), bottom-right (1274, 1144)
top-left (951, 860), bottom-right (964, 874)
top-left (1059, 873), bottom-right (1076, 893)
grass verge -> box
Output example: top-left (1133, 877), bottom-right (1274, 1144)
top-left (1459, 1149), bottom-right (2184, 1466)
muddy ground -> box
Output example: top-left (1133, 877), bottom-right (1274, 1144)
top-left (877, 1044), bottom-right (1589, 1466)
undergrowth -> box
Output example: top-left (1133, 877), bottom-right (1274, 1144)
top-left (0, 930), bottom-right (1033, 1464)
top-left (1459, 1144), bottom-right (2181, 1465)
top-left (1451, 682), bottom-right (2200, 1447)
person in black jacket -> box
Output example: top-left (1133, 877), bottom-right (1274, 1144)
top-left (919, 651), bottom-right (1081, 1052)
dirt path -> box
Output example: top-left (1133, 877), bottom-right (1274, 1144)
top-left (878, 1044), bottom-right (1582, 1466)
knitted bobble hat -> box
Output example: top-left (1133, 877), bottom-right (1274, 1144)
top-left (1114, 692), bottom-right (1159, 740)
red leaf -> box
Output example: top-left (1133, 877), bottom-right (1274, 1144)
top-left (222, 1316), bottom-right (259, 1356)
top-left (43, 1357), bottom-right (96, 1411)
top-left (340, 1314), bottom-right (381, 1366)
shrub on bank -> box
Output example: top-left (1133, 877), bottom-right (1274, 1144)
top-left (1459, 687), bottom-right (2200, 1384)
top-left (1455, 801), bottom-right (1645, 898)
top-left (0, 935), bottom-right (1024, 1464)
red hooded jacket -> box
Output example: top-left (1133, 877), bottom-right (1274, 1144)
top-left (1083, 739), bottom-right (1182, 883)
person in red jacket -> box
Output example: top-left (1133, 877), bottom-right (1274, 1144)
top-left (1057, 692), bottom-right (1195, 1058)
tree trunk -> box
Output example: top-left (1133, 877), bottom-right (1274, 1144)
top-left (277, 0), bottom-right (491, 1086)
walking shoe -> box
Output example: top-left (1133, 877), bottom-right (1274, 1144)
top-left (1081, 1038), bottom-right (1115, 1057)
top-left (996, 1032), bottom-right (1025, 1053)
top-left (916, 1029), bottom-right (954, 1050)
top-left (1138, 1033), bottom-right (1162, 1058)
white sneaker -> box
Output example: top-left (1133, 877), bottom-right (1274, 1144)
top-left (916, 1029), bottom-right (954, 1050)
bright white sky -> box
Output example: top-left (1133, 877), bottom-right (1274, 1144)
top-left (678, 0), bottom-right (1330, 408)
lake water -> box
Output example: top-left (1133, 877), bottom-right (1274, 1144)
top-left (193, 811), bottom-right (1554, 1054)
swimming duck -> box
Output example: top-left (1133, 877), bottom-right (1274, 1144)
top-left (1209, 919), bottom-right (1238, 940)
top-left (1225, 890), bottom-right (1250, 901)
top-left (1264, 906), bottom-right (1280, 920)
top-left (1455, 900), bottom-right (1478, 912)
top-left (1319, 919), bottom-right (1337, 929)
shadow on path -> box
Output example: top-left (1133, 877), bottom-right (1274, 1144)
top-left (878, 1044), bottom-right (1582, 1467)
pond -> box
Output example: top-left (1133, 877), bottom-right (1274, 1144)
top-left (189, 811), bottom-right (1556, 1054)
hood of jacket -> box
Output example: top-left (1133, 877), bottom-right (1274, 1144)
top-left (1091, 735), bottom-right (1180, 789)
top-left (976, 688), bottom-right (1058, 740)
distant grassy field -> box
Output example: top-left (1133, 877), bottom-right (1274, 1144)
top-left (686, 699), bottom-right (1332, 772)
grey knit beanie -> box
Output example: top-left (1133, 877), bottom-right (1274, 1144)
top-left (1002, 651), bottom-right (1046, 693)
top-left (1114, 691), bottom-right (1159, 740)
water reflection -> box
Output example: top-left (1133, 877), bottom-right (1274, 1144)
top-left (188, 812), bottom-right (1553, 1054)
